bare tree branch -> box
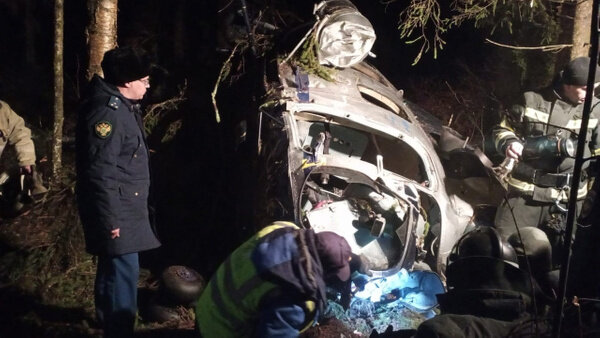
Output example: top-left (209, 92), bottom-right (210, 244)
top-left (485, 38), bottom-right (572, 52)
top-left (391, 0), bottom-right (563, 63)
top-left (144, 81), bottom-right (188, 136)
top-left (212, 44), bottom-right (240, 124)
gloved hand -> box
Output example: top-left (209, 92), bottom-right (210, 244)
top-left (495, 141), bottom-right (522, 179)
top-left (352, 273), bottom-right (369, 291)
top-left (19, 165), bottom-right (32, 175)
top-left (25, 165), bottom-right (48, 197)
top-left (506, 141), bottom-right (523, 160)
top-left (340, 285), bottom-right (352, 310)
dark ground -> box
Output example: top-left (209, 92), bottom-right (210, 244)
top-left (0, 0), bottom-right (563, 336)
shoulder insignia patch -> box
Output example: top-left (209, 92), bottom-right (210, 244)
top-left (95, 121), bottom-right (112, 138)
top-left (107, 96), bottom-right (121, 110)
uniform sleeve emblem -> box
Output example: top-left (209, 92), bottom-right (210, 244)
top-left (95, 121), bottom-right (113, 138)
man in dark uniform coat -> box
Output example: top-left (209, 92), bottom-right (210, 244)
top-left (76, 46), bottom-right (161, 337)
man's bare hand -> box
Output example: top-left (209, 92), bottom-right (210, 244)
top-left (110, 228), bottom-right (120, 239)
top-left (506, 141), bottom-right (523, 160)
top-left (20, 165), bottom-right (32, 174)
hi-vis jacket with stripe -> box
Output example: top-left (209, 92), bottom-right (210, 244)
top-left (195, 222), bottom-right (328, 338)
top-left (493, 86), bottom-right (600, 202)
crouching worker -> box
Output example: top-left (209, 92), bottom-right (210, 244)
top-left (195, 221), bottom-right (354, 338)
top-left (0, 100), bottom-right (36, 173)
top-left (415, 226), bottom-right (552, 338)
top-left (0, 101), bottom-right (47, 198)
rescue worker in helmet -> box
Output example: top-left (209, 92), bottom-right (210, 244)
top-left (493, 57), bottom-right (600, 267)
top-left (194, 221), bottom-right (366, 338)
top-left (415, 226), bottom-right (552, 338)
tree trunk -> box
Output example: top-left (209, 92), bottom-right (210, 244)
top-left (52, 0), bottom-right (64, 186)
top-left (571, 0), bottom-right (593, 59)
top-left (85, 0), bottom-right (118, 81)
top-left (553, 1), bottom-right (576, 73)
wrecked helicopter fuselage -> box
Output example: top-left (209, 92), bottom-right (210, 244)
top-left (220, 0), bottom-right (504, 333)
top-left (255, 59), bottom-right (483, 279)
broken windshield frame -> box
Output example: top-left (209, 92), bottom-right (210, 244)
top-left (295, 113), bottom-right (430, 185)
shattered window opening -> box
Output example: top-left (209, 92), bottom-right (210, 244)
top-left (358, 85), bottom-right (408, 120)
top-left (298, 118), bottom-right (428, 184)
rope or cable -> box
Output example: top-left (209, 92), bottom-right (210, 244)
top-left (504, 194), bottom-right (541, 337)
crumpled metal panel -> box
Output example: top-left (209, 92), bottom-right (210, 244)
top-left (315, 1), bottom-right (376, 68)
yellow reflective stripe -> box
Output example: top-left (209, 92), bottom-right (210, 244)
top-left (524, 107), bottom-right (598, 130)
top-left (208, 256), bottom-right (264, 331)
top-left (301, 159), bottom-right (325, 169)
top-left (298, 300), bottom-right (317, 333)
top-left (499, 118), bottom-right (515, 131)
top-left (496, 131), bottom-right (516, 139)
top-left (564, 118), bottom-right (598, 130)
top-left (257, 222), bottom-right (298, 238)
top-left (594, 148), bottom-right (600, 156)
top-left (271, 221), bottom-right (299, 230)
top-left (507, 176), bottom-right (534, 192)
top-left (524, 107), bottom-right (549, 123)
top-left (495, 130), bottom-right (517, 150)
top-left (304, 300), bottom-right (315, 313)
top-left (507, 176), bottom-right (588, 201)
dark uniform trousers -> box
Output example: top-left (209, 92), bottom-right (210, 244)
top-left (95, 253), bottom-right (139, 338)
top-left (494, 193), bottom-right (582, 267)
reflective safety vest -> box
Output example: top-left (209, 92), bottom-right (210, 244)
top-left (195, 222), bottom-right (317, 337)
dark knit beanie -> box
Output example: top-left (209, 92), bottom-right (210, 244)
top-left (315, 231), bottom-right (352, 282)
top-left (561, 56), bottom-right (600, 86)
top-left (101, 46), bottom-right (151, 86)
